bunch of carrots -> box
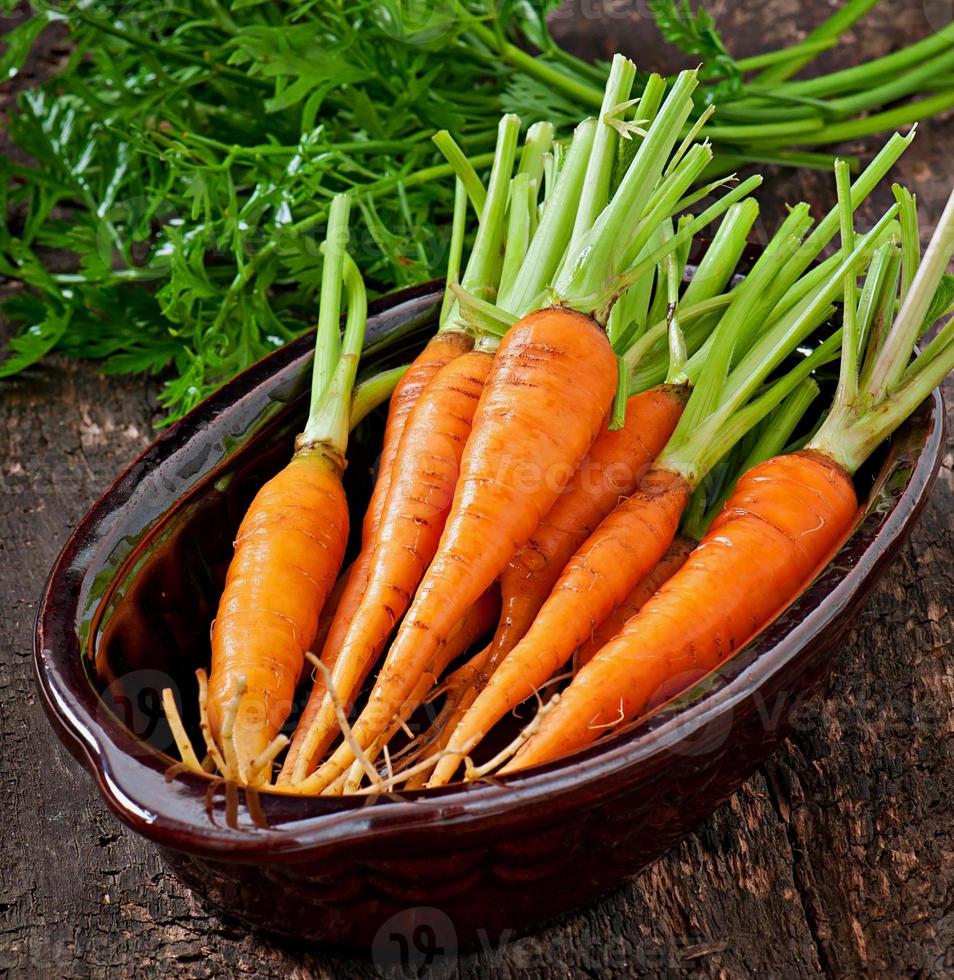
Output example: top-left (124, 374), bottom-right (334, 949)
top-left (164, 56), bottom-right (954, 794)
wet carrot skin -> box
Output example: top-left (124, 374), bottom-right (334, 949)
top-left (280, 330), bottom-right (471, 780)
top-left (208, 446), bottom-right (349, 770)
top-left (506, 451), bottom-right (858, 772)
top-left (309, 307), bottom-right (618, 789)
top-left (489, 385), bottom-right (687, 673)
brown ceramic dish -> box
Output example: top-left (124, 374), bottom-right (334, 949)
top-left (35, 276), bottom-right (945, 951)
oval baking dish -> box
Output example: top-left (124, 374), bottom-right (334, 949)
top-left (35, 276), bottom-right (945, 950)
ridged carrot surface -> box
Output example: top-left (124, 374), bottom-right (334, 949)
top-left (507, 451), bottom-right (858, 771)
top-left (305, 307), bottom-right (618, 790)
top-left (280, 330), bottom-right (471, 781)
top-left (207, 447), bottom-right (349, 776)
top-left (428, 464), bottom-right (690, 785)
top-left (573, 535), bottom-right (695, 668)
top-left (488, 385), bottom-right (686, 673)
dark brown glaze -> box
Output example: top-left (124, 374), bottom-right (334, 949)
top-left (34, 272), bottom-right (946, 949)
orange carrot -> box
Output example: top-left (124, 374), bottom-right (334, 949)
top-left (329, 587), bottom-right (500, 795)
top-left (286, 348), bottom-right (493, 781)
top-left (504, 177), bottom-right (954, 775)
top-left (202, 194), bottom-right (365, 782)
top-left (279, 330), bottom-right (471, 781)
top-left (488, 385), bottom-right (686, 673)
top-left (207, 448), bottom-right (349, 775)
top-left (426, 463), bottom-right (690, 786)
top-left (299, 306), bottom-right (617, 792)
top-left (506, 451), bottom-right (858, 770)
top-left (573, 535), bottom-right (695, 669)
top-left (282, 112), bottom-right (525, 784)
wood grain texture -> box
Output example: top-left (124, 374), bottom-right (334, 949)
top-left (1, 1), bottom-right (952, 975)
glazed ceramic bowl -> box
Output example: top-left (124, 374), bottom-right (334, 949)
top-left (35, 278), bottom-right (945, 951)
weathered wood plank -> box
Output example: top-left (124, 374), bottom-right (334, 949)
top-left (1, 1), bottom-right (951, 976)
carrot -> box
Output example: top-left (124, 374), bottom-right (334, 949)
top-left (278, 329), bottom-right (471, 781)
top-left (418, 376), bottom-right (816, 786)
top-left (508, 178), bottom-right (954, 773)
top-left (302, 66), bottom-right (766, 793)
top-left (188, 194), bottom-right (366, 783)
top-left (487, 385), bottom-right (686, 674)
top-left (329, 587), bottom-right (500, 794)
top-left (280, 114), bottom-right (527, 784)
top-left (286, 348), bottom-right (493, 780)
top-left (407, 197), bottom-right (764, 788)
top-left (507, 451), bottom-right (858, 768)
top-left (572, 535), bottom-right (695, 669)
top-left (206, 449), bottom-right (350, 776)
top-left (299, 306), bottom-right (618, 792)
top-left (425, 463), bottom-right (691, 786)
top-left (407, 533), bottom-right (692, 789)
top-left (424, 184), bottom-right (901, 787)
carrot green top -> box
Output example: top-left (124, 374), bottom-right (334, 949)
top-left (809, 184), bottom-right (954, 474)
top-left (299, 193), bottom-right (367, 458)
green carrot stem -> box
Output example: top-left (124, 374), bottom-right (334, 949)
top-left (734, 38), bottom-right (836, 74)
top-left (350, 364), bottom-right (409, 429)
top-left (666, 106), bottom-right (716, 177)
top-left (664, 244), bottom-right (689, 386)
top-left (623, 295), bottom-right (733, 374)
top-left (498, 172), bottom-right (533, 301)
top-left (776, 92), bottom-right (954, 146)
top-left (302, 249), bottom-right (368, 454)
top-left (621, 143), bottom-right (714, 271)
top-left (592, 175), bottom-right (764, 324)
top-left (608, 227), bottom-right (664, 350)
top-left (666, 174), bottom-right (738, 220)
top-left (468, 21), bottom-right (604, 109)
top-left (609, 355), bottom-right (629, 431)
top-left (681, 205), bottom-right (815, 429)
top-left (832, 159), bottom-right (860, 412)
top-left (680, 199), bottom-right (759, 308)
top-left (855, 240), bottom-right (901, 371)
top-left (440, 178), bottom-right (469, 326)
top-left (564, 53), bottom-right (636, 261)
top-left (554, 70), bottom-right (700, 314)
top-left (825, 46), bottom-right (954, 120)
top-left (863, 187), bottom-right (954, 405)
top-left (517, 121), bottom-right (555, 187)
top-left (719, 205), bottom-right (900, 419)
top-left (892, 183), bottom-right (921, 302)
top-left (702, 117), bottom-right (823, 144)
top-left (306, 193), bottom-right (350, 430)
top-left (456, 114), bottom-right (521, 305)
top-left (500, 117), bottom-right (595, 316)
top-left (451, 283), bottom-right (518, 338)
top-left (687, 378), bottom-right (821, 540)
top-left (750, 25), bottom-right (954, 99)
top-left (810, 187), bottom-right (954, 473)
top-left (665, 332), bottom-right (841, 485)
top-left (431, 131), bottom-right (486, 219)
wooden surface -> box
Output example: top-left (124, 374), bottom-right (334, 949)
top-left (2, 2), bottom-right (952, 976)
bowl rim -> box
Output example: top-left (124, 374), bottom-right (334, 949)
top-left (34, 279), bottom-right (947, 859)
